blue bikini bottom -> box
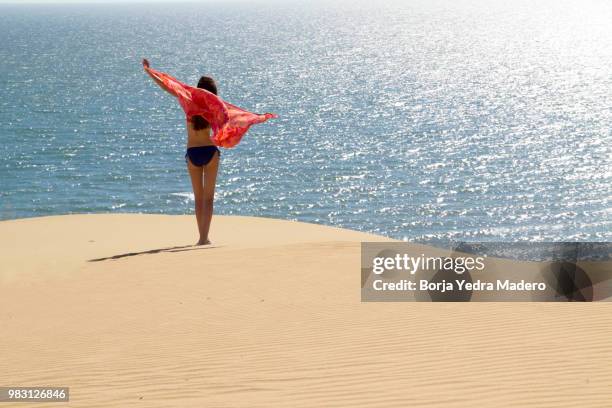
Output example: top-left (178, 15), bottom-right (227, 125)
top-left (185, 146), bottom-right (220, 167)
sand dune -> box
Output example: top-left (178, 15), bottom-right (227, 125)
top-left (0, 214), bottom-right (610, 407)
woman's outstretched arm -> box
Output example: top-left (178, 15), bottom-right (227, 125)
top-left (142, 59), bottom-right (177, 97)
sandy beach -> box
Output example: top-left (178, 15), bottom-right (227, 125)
top-left (0, 214), bottom-right (611, 407)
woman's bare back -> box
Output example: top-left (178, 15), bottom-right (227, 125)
top-left (186, 122), bottom-right (215, 148)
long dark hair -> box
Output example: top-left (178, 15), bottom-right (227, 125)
top-left (191, 76), bottom-right (218, 131)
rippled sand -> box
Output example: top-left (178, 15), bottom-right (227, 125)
top-left (1, 214), bottom-right (610, 407)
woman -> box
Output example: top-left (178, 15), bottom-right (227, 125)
top-left (143, 58), bottom-right (219, 245)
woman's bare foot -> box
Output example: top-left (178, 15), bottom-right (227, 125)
top-left (196, 238), bottom-right (211, 246)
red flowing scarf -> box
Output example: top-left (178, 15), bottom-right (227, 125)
top-left (146, 67), bottom-right (277, 148)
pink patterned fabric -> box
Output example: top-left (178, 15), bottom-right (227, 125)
top-left (146, 67), bottom-right (277, 148)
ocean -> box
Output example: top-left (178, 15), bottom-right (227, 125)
top-left (1, 0), bottom-right (610, 242)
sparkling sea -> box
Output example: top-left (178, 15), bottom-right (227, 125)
top-left (1, 0), bottom-right (610, 242)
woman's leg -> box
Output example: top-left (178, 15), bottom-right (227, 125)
top-left (200, 151), bottom-right (220, 244)
top-left (187, 158), bottom-right (207, 244)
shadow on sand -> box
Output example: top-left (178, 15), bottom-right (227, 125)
top-left (87, 244), bottom-right (220, 262)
